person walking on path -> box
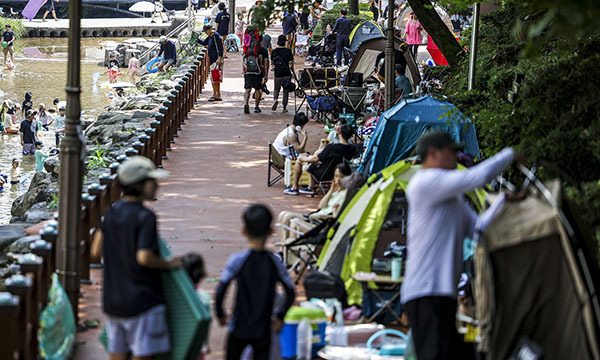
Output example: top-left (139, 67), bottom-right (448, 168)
top-left (20, 109), bottom-right (38, 155)
top-left (42, 0), bottom-right (59, 21)
top-left (402, 131), bottom-right (522, 360)
top-left (90, 156), bottom-right (181, 360)
top-left (332, 9), bottom-right (351, 66)
top-left (157, 36), bottom-right (176, 72)
top-left (151, 0), bottom-right (165, 23)
top-left (200, 24), bottom-right (224, 102)
top-left (282, 11), bottom-right (298, 51)
top-left (2, 24), bottom-right (15, 65)
top-left (215, 3), bottom-right (231, 57)
top-left (215, 204), bottom-right (295, 360)
top-left (405, 12), bottom-right (423, 59)
top-left (271, 35), bottom-right (294, 113)
top-left (128, 53), bottom-right (139, 84)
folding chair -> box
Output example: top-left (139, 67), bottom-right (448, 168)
top-left (307, 156), bottom-right (344, 196)
top-left (181, 31), bottom-right (201, 58)
top-left (267, 143), bottom-right (286, 187)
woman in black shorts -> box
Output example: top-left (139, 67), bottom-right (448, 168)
top-left (42, 0), bottom-right (59, 21)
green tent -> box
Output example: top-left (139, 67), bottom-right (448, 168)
top-left (317, 161), bottom-right (418, 305)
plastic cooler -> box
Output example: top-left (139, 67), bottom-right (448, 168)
top-left (279, 307), bottom-right (327, 359)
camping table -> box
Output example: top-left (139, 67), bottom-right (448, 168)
top-left (352, 274), bottom-right (403, 323)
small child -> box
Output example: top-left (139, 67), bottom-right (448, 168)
top-left (128, 53), bottom-right (139, 85)
top-left (22, 92), bottom-right (32, 118)
top-left (103, 66), bottom-right (123, 84)
top-left (34, 141), bottom-right (48, 173)
top-left (10, 159), bottom-right (21, 185)
top-left (235, 13), bottom-right (245, 41)
top-left (215, 204), bottom-right (295, 359)
top-left (182, 253), bottom-right (211, 360)
top-left (108, 53), bottom-right (120, 70)
top-left (54, 105), bottom-right (66, 147)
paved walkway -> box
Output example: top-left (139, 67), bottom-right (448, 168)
top-left (75, 49), bottom-right (322, 359)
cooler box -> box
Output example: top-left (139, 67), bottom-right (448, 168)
top-left (279, 307), bottom-right (327, 359)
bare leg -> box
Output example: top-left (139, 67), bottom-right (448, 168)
top-left (254, 88), bottom-right (260, 107)
top-left (52, 10), bottom-right (58, 20)
top-left (244, 88), bottom-right (251, 103)
top-left (213, 82), bottom-right (220, 98)
top-left (292, 161), bottom-right (303, 189)
top-left (42, 11), bottom-right (49, 20)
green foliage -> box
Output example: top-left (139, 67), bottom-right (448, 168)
top-left (87, 144), bottom-right (111, 170)
top-left (312, 9), bottom-right (373, 41)
top-left (435, 4), bottom-right (600, 261)
top-left (0, 18), bottom-right (25, 38)
top-left (47, 193), bottom-right (58, 211)
top-left (332, 2), bottom-right (372, 12)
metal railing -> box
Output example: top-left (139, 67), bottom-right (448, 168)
top-left (0, 50), bottom-right (209, 360)
top-left (138, 15), bottom-right (197, 71)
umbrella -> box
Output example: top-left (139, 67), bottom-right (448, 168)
top-left (129, 1), bottom-right (156, 13)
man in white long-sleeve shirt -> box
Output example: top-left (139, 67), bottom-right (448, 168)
top-left (402, 131), bottom-right (517, 360)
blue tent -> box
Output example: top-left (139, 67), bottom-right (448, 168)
top-left (359, 96), bottom-right (479, 174)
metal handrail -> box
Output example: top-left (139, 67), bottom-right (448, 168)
top-left (139, 15), bottom-right (196, 67)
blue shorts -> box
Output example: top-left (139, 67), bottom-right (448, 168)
top-left (23, 143), bottom-right (36, 155)
top-left (106, 304), bottom-right (170, 357)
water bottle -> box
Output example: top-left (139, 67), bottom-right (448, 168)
top-left (296, 318), bottom-right (312, 360)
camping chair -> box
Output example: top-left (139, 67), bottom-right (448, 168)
top-left (307, 156), bottom-right (345, 196)
top-left (306, 95), bottom-right (337, 124)
top-left (267, 142), bottom-right (287, 187)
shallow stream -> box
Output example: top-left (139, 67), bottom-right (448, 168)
top-left (0, 37), bottom-right (129, 224)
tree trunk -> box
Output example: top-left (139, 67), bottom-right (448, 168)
top-left (407, 0), bottom-right (464, 69)
top-left (349, 0), bottom-right (359, 15)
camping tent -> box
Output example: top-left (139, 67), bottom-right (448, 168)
top-left (475, 181), bottom-right (600, 359)
top-left (359, 96), bottom-right (479, 175)
top-left (348, 21), bottom-right (384, 54)
top-left (317, 161), bottom-right (418, 306)
top-left (346, 38), bottom-right (420, 88)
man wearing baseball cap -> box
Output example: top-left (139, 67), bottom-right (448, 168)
top-left (157, 35), bottom-right (176, 72)
top-left (20, 109), bottom-right (38, 155)
top-left (91, 156), bottom-right (180, 359)
top-left (402, 130), bottom-right (520, 359)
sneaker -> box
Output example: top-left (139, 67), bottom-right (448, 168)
top-left (244, 104), bottom-right (250, 114)
top-left (282, 108), bottom-right (288, 113)
top-left (299, 187), bottom-right (315, 195)
top-left (272, 101), bottom-right (278, 111)
top-left (254, 107), bottom-right (262, 113)
top-left (284, 188), bottom-right (299, 196)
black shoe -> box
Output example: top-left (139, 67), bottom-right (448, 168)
top-left (272, 101), bottom-right (278, 111)
top-left (244, 104), bottom-right (250, 114)
top-left (254, 107), bottom-right (262, 113)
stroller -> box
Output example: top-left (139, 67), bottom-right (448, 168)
top-left (307, 32), bottom-right (337, 67)
top-left (225, 33), bottom-right (240, 52)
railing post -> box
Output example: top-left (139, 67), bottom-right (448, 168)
top-left (0, 292), bottom-right (20, 360)
top-left (19, 255), bottom-right (43, 357)
top-left (171, 87), bottom-right (182, 133)
top-left (149, 120), bottom-right (161, 166)
top-left (109, 162), bottom-right (121, 204)
top-left (6, 274), bottom-right (33, 360)
top-left (79, 194), bottom-right (93, 283)
top-left (166, 94), bottom-right (177, 141)
top-left (144, 128), bottom-right (157, 166)
top-left (155, 112), bottom-right (167, 162)
top-left (29, 240), bottom-right (53, 307)
top-left (180, 78), bottom-right (189, 121)
top-left (193, 59), bottom-right (201, 100)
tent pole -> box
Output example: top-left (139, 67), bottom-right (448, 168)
top-left (57, 0), bottom-right (84, 318)
top-left (384, 0), bottom-right (395, 110)
top-left (467, 3), bottom-right (480, 91)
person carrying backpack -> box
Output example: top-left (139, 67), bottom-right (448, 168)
top-left (271, 35), bottom-right (294, 113)
top-left (243, 28), bottom-right (268, 114)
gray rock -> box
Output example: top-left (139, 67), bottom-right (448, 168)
top-left (159, 80), bottom-right (176, 90)
top-left (11, 172), bottom-right (54, 218)
top-left (8, 235), bottom-right (42, 254)
top-left (0, 224), bottom-right (28, 253)
top-left (24, 202), bottom-right (54, 224)
top-left (44, 156), bottom-right (60, 177)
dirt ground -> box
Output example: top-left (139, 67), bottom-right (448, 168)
top-left (75, 48), bottom-right (325, 359)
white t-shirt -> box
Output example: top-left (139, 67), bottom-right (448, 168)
top-left (273, 126), bottom-right (297, 158)
top-left (401, 148), bottom-right (514, 303)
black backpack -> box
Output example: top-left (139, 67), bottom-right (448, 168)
top-left (303, 271), bottom-right (348, 308)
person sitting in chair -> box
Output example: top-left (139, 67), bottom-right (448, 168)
top-left (284, 124), bottom-right (356, 196)
top-left (273, 112), bottom-right (309, 158)
top-left (278, 162), bottom-right (352, 243)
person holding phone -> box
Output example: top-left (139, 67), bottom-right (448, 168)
top-left (272, 112), bottom-right (309, 158)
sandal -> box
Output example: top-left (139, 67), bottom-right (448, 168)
top-left (208, 97), bottom-right (218, 101)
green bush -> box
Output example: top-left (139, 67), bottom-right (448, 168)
top-left (0, 18), bottom-right (25, 38)
top-left (435, 4), bottom-right (600, 262)
top-left (332, 2), bottom-right (371, 12)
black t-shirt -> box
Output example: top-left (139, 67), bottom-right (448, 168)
top-left (2, 30), bottom-right (14, 43)
top-left (108, 59), bottom-right (120, 68)
top-left (271, 47), bottom-right (294, 78)
top-left (19, 120), bottom-right (35, 144)
top-left (101, 200), bottom-right (164, 317)
top-left (318, 143), bottom-right (356, 162)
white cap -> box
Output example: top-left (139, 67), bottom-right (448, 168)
top-left (159, 36), bottom-right (167, 43)
top-left (117, 156), bottom-right (168, 186)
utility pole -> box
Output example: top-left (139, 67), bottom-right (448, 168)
top-left (229, 0), bottom-right (235, 34)
top-left (467, 3), bottom-right (480, 90)
top-left (384, 0), bottom-right (395, 110)
top-left (57, 0), bottom-right (84, 316)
